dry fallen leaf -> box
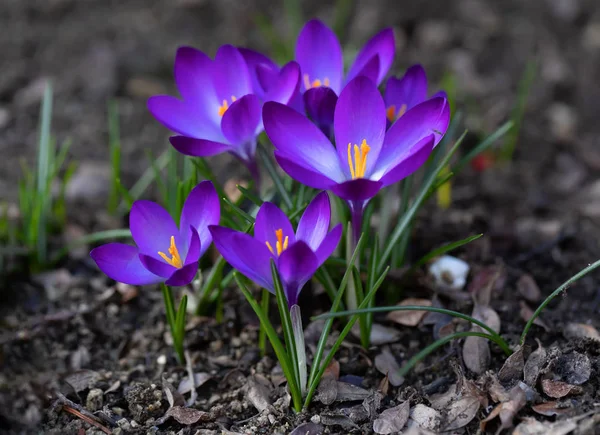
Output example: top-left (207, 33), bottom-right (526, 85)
top-left (162, 376), bottom-right (185, 408)
top-left (374, 348), bottom-right (404, 387)
top-left (373, 401), bottom-right (410, 434)
top-left (524, 339), bottom-right (547, 387)
top-left (177, 372), bottom-right (211, 395)
top-left (316, 375), bottom-right (338, 405)
top-left (289, 422), bottom-right (324, 435)
top-left (386, 298), bottom-right (432, 327)
top-left (541, 379), bottom-right (582, 399)
top-left (334, 382), bottom-right (370, 402)
top-left (63, 370), bottom-right (100, 394)
top-left (513, 417), bottom-right (577, 435)
top-left (472, 304), bottom-right (501, 333)
top-left (498, 345), bottom-right (524, 385)
top-left (462, 334), bottom-right (490, 374)
top-left (443, 396), bottom-right (480, 431)
top-left (245, 376), bottom-right (272, 412)
top-left (378, 374), bottom-right (390, 396)
top-left (531, 401), bottom-right (572, 417)
top-left (409, 404), bottom-right (441, 432)
top-left (480, 384), bottom-right (526, 432)
top-left (517, 274), bottom-right (542, 302)
top-left (467, 265), bottom-right (505, 306)
top-left (553, 351), bottom-right (591, 385)
top-left (563, 323), bottom-right (600, 341)
top-left (429, 383), bottom-right (457, 410)
top-left (165, 406), bottom-right (211, 425)
top-left (520, 301), bottom-right (550, 331)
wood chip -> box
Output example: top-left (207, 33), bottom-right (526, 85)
top-left (443, 396), bottom-right (480, 431)
top-left (373, 401), bottom-right (410, 434)
top-left (386, 298), bottom-right (432, 327)
top-left (374, 348), bottom-right (404, 387)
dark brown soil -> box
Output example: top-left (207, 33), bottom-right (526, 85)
top-left (2, 0), bottom-right (600, 434)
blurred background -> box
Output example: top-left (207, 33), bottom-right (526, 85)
top-left (1, 0), bottom-right (600, 235)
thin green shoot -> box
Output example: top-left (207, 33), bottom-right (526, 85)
top-left (259, 289), bottom-right (270, 357)
top-left (520, 258), bottom-right (600, 345)
top-left (107, 100), bottom-right (121, 214)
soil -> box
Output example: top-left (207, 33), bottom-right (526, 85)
top-left (2, 0), bottom-right (600, 434)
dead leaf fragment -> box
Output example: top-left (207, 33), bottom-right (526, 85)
top-left (246, 377), bottom-right (272, 412)
top-left (177, 373), bottom-right (211, 395)
top-left (409, 404), bottom-right (441, 432)
top-left (563, 323), bottom-right (600, 341)
top-left (374, 348), bottom-right (404, 387)
top-left (334, 382), bottom-right (370, 402)
top-left (462, 335), bottom-right (490, 374)
top-left (541, 379), bottom-right (582, 398)
top-left (63, 370), bottom-right (100, 394)
top-left (386, 298), bottom-right (432, 326)
top-left (162, 376), bottom-right (185, 408)
top-left (289, 422), bottom-right (324, 435)
top-left (443, 396), bottom-right (480, 431)
top-left (480, 384), bottom-right (526, 432)
top-left (373, 401), bottom-right (410, 434)
top-left (517, 274), bottom-right (542, 302)
top-left (524, 339), bottom-right (547, 386)
top-left (554, 351), bottom-right (591, 385)
top-left (531, 401), bottom-right (572, 417)
top-left (520, 301), bottom-right (550, 331)
top-left (472, 304), bottom-right (501, 333)
top-left (498, 345), bottom-right (524, 385)
top-left (513, 417), bottom-right (577, 435)
top-left (165, 406), bottom-right (211, 425)
top-left (316, 376), bottom-right (338, 405)
top-left (428, 383), bottom-right (457, 410)
top-left (352, 323), bottom-right (400, 345)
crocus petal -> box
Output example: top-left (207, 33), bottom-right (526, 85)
top-left (295, 19), bottom-right (343, 93)
top-left (90, 244), bottom-right (163, 286)
top-left (296, 191), bottom-right (331, 250)
top-left (263, 102), bottom-right (345, 182)
top-left (184, 227), bottom-right (201, 265)
top-left (431, 90), bottom-right (448, 100)
top-left (303, 86), bottom-right (337, 136)
top-left (238, 47), bottom-right (278, 98)
top-left (384, 65), bottom-right (428, 112)
top-left (331, 178), bottom-right (383, 202)
top-left (179, 181), bottom-right (220, 257)
top-left (277, 241), bottom-right (319, 306)
top-left (212, 45), bottom-right (253, 102)
top-left (147, 96), bottom-right (223, 141)
top-left (315, 223), bottom-right (343, 265)
top-left (139, 254), bottom-right (177, 278)
top-left (274, 152), bottom-right (339, 189)
top-left (165, 262), bottom-right (199, 287)
top-left (221, 94), bottom-right (262, 147)
top-left (334, 77), bottom-right (386, 178)
top-left (346, 28), bottom-right (395, 86)
top-left (257, 64), bottom-right (281, 96)
top-left (264, 61), bottom-right (301, 105)
top-left (373, 97), bottom-right (450, 178)
top-left (170, 136), bottom-right (231, 157)
top-left (129, 200), bottom-right (182, 260)
top-left (174, 47), bottom-right (219, 124)
top-left (254, 202), bottom-right (296, 255)
top-left (379, 135), bottom-right (435, 187)
top-left (209, 226), bottom-right (274, 291)
top-left (352, 55), bottom-right (380, 84)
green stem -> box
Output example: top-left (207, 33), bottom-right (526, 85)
top-left (520, 258), bottom-right (600, 345)
top-left (313, 305), bottom-right (511, 356)
top-left (398, 331), bottom-right (506, 378)
top-left (259, 289), bottom-right (270, 357)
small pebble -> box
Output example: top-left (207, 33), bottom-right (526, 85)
top-left (157, 355), bottom-right (167, 366)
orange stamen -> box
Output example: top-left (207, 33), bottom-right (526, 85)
top-left (303, 74), bottom-right (330, 90)
top-left (158, 236), bottom-right (183, 269)
top-left (218, 95), bottom-right (237, 117)
top-left (265, 228), bottom-right (289, 256)
top-left (346, 139), bottom-right (371, 179)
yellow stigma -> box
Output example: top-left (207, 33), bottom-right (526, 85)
top-left (218, 95), bottom-right (237, 117)
top-left (386, 103), bottom-right (407, 123)
top-left (303, 74), bottom-right (330, 90)
top-left (347, 139), bottom-right (371, 179)
top-left (158, 235), bottom-right (183, 269)
top-left (265, 228), bottom-right (289, 256)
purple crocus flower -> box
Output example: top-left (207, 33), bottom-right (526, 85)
top-left (209, 192), bottom-right (342, 307)
top-left (147, 45), bottom-right (300, 180)
top-left (296, 19), bottom-right (395, 136)
top-left (90, 181), bottom-right (220, 287)
top-left (384, 64), bottom-right (447, 125)
top-left (263, 76), bottom-right (450, 238)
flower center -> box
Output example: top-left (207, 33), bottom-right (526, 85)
top-left (158, 235), bottom-right (183, 269)
top-left (265, 228), bottom-right (289, 256)
top-left (303, 74), bottom-right (330, 90)
top-left (347, 139), bottom-right (371, 179)
top-left (218, 96), bottom-right (237, 117)
top-left (386, 103), bottom-right (407, 123)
